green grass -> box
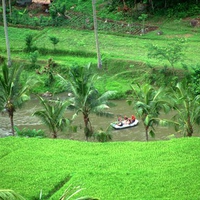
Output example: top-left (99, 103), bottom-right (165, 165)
top-left (0, 137), bottom-right (200, 199)
top-left (1, 18), bottom-right (200, 67)
top-left (1, 14), bottom-right (200, 96)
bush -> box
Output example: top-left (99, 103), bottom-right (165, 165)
top-left (29, 50), bottom-right (40, 69)
top-left (14, 127), bottom-right (46, 138)
top-left (94, 128), bottom-right (112, 142)
top-left (24, 34), bottom-right (37, 53)
top-left (0, 55), bottom-right (5, 64)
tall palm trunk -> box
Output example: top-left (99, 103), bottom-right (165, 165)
top-left (92, 0), bottom-right (102, 69)
top-left (51, 123), bottom-right (58, 138)
top-left (2, 0), bottom-right (12, 67)
top-left (83, 113), bottom-right (93, 141)
top-left (145, 125), bottom-right (149, 142)
top-left (9, 114), bottom-right (14, 136)
top-left (6, 101), bottom-right (15, 136)
top-left (52, 131), bottom-right (57, 139)
top-left (186, 102), bottom-right (193, 137)
top-left (187, 115), bottom-right (193, 137)
top-left (9, 0), bottom-right (12, 17)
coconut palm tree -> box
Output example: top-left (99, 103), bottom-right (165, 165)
top-left (33, 97), bottom-right (71, 139)
top-left (58, 64), bottom-right (115, 141)
top-left (172, 81), bottom-right (200, 137)
top-left (0, 64), bottom-right (34, 136)
top-left (92, 0), bottom-right (102, 69)
top-left (2, 0), bottom-right (11, 67)
top-left (128, 83), bottom-right (172, 141)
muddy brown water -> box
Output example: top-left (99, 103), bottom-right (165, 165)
top-left (0, 94), bottom-right (199, 141)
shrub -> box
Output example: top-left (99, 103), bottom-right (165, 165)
top-left (94, 128), bottom-right (112, 142)
top-left (0, 55), bottom-right (5, 64)
top-left (14, 127), bottom-right (46, 138)
top-left (29, 50), bottom-right (40, 69)
top-left (49, 36), bottom-right (60, 50)
top-left (24, 34), bottom-right (37, 53)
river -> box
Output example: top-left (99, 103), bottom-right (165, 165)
top-left (0, 94), bottom-right (199, 141)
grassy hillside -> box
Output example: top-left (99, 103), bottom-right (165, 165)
top-left (1, 137), bottom-right (200, 199)
top-left (1, 19), bottom-right (200, 96)
top-left (1, 20), bottom-right (200, 67)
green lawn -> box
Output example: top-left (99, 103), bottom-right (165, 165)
top-left (1, 137), bottom-right (200, 199)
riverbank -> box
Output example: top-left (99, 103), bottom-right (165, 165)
top-left (0, 128), bottom-right (12, 137)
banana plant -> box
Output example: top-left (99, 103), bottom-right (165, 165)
top-left (172, 81), bottom-right (200, 137)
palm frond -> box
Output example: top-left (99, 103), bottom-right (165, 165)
top-left (97, 91), bottom-right (116, 103)
top-left (33, 110), bottom-right (52, 129)
top-left (0, 189), bottom-right (25, 200)
top-left (95, 110), bottom-right (114, 118)
top-left (55, 101), bottom-right (70, 121)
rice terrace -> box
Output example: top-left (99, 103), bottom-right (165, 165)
top-left (0, 0), bottom-right (200, 199)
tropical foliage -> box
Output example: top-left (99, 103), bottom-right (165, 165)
top-left (128, 83), bottom-right (172, 141)
top-left (148, 38), bottom-right (185, 74)
top-left (58, 63), bottom-right (115, 140)
top-left (33, 96), bottom-right (71, 138)
top-left (0, 64), bottom-right (34, 135)
top-left (172, 81), bottom-right (200, 137)
top-left (94, 126), bottom-right (112, 142)
top-left (0, 189), bottom-right (25, 200)
top-left (14, 127), bottom-right (46, 138)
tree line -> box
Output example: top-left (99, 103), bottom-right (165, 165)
top-left (1, 63), bottom-right (200, 141)
top-left (110, 0), bottom-right (199, 10)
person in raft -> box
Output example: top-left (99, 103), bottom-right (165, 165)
top-left (117, 116), bottom-right (123, 126)
top-left (124, 115), bottom-right (128, 121)
top-left (131, 115), bottom-right (136, 123)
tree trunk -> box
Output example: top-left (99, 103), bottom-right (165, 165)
top-left (52, 131), bottom-right (57, 139)
top-left (149, 0), bottom-right (154, 11)
top-left (145, 125), bottom-right (149, 142)
top-left (84, 114), bottom-right (89, 141)
top-left (92, 0), bottom-right (102, 69)
top-left (2, 0), bottom-right (12, 67)
top-left (83, 113), bottom-right (93, 141)
top-left (9, 0), bottom-right (12, 17)
top-left (187, 115), bottom-right (193, 137)
top-left (9, 114), bottom-right (14, 136)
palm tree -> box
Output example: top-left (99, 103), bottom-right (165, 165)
top-left (172, 81), bottom-right (200, 137)
top-left (128, 83), bottom-right (172, 141)
top-left (58, 64), bottom-right (115, 141)
top-left (92, 0), bottom-right (102, 69)
top-left (0, 64), bottom-right (33, 136)
top-left (33, 97), bottom-right (71, 139)
top-left (9, 0), bottom-right (12, 17)
top-left (2, 0), bottom-right (11, 67)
